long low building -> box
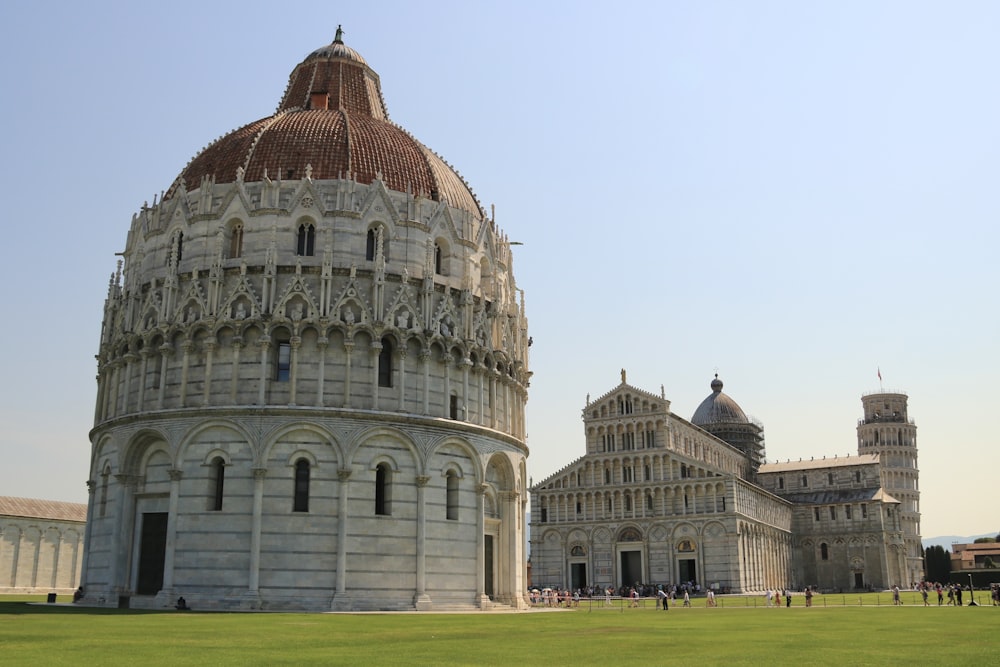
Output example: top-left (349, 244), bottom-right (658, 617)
top-left (0, 496), bottom-right (87, 594)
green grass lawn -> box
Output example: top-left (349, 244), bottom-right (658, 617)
top-left (1, 594), bottom-right (996, 666)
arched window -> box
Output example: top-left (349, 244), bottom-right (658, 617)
top-left (375, 463), bottom-right (392, 516)
top-left (625, 495), bottom-right (632, 512)
top-left (366, 228), bottom-right (376, 261)
top-left (446, 471), bottom-right (459, 520)
top-left (210, 457), bottom-right (225, 511)
top-left (378, 337), bottom-right (393, 388)
top-left (646, 494), bottom-right (653, 511)
top-left (229, 222), bottom-right (244, 259)
top-left (296, 223), bottom-right (315, 256)
top-left (820, 543), bottom-right (829, 560)
top-left (434, 243), bottom-right (443, 274)
top-left (293, 459), bottom-right (310, 512)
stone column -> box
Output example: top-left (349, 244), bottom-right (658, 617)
top-left (476, 484), bottom-right (489, 608)
top-left (110, 474), bottom-right (136, 598)
top-left (334, 468), bottom-right (351, 608)
top-left (157, 344), bottom-right (172, 410)
top-left (316, 337), bottom-right (328, 407)
top-left (179, 340), bottom-right (193, 407)
top-left (257, 338), bottom-right (270, 405)
top-left (420, 349), bottom-right (430, 415)
top-left (397, 348), bottom-right (407, 411)
top-left (80, 480), bottom-right (96, 592)
top-left (289, 336), bottom-right (301, 405)
top-left (230, 339), bottom-right (243, 404)
top-left (245, 468), bottom-right (266, 608)
top-left (121, 352), bottom-right (138, 414)
top-left (414, 475), bottom-right (432, 610)
top-left (202, 338), bottom-right (216, 406)
top-left (157, 469), bottom-right (183, 605)
top-left (343, 342), bottom-right (354, 408)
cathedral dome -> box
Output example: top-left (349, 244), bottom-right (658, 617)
top-left (691, 375), bottom-right (750, 426)
top-left (169, 29), bottom-right (482, 216)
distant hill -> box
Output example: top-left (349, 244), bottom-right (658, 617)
top-left (923, 533), bottom-right (998, 550)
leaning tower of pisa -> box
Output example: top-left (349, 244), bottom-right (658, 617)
top-left (857, 390), bottom-right (922, 585)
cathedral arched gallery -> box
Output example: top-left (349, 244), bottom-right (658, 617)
top-left (81, 29), bottom-right (530, 611)
top-left (529, 373), bottom-right (922, 594)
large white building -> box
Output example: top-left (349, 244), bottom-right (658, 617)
top-left (0, 497), bottom-right (86, 595)
top-left (530, 373), bottom-right (917, 593)
top-left (80, 29), bottom-right (530, 611)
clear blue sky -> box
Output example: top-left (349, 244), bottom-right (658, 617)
top-left (1, 1), bottom-right (996, 540)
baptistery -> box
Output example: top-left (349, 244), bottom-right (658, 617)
top-left (82, 28), bottom-right (530, 611)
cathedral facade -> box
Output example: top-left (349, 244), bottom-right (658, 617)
top-left (529, 373), bottom-right (917, 594)
top-left (81, 31), bottom-right (530, 611)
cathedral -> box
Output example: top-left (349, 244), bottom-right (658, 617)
top-left (529, 373), bottom-right (921, 593)
top-left (80, 29), bottom-right (530, 611)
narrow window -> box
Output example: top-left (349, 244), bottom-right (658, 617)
top-left (293, 459), bottom-right (310, 512)
top-left (644, 465), bottom-right (651, 481)
top-left (434, 243), bottom-right (442, 274)
top-left (814, 507), bottom-right (820, 521)
top-left (778, 476), bottom-right (784, 490)
top-left (229, 223), bottom-right (244, 259)
top-left (211, 457), bottom-right (225, 511)
top-left (366, 228), bottom-right (376, 261)
top-left (801, 475), bottom-right (808, 487)
top-left (375, 463), bottom-right (392, 516)
top-left (450, 395), bottom-right (459, 420)
top-left (296, 223), bottom-right (315, 256)
top-left (625, 495), bottom-right (632, 512)
top-left (845, 505), bottom-right (852, 520)
top-left (646, 494), bottom-right (653, 511)
top-left (828, 472), bottom-right (834, 485)
top-left (276, 341), bottom-right (291, 381)
top-left (604, 469), bottom-right (611, 484)
top-left (830, 506), bottom-right (837, 520)
top-left (446, 471), bottom-right (459, 520)
top-left (861, 503), bottom-right (868, 518)
top-left (855, 470), bottom-right (861, 483)
top-left (540, 508), bottom-right (548, 522)
top-left (378, 337), bottom-right (393, 387)
top-left (576, 501), bottom-right (582, 515)
top-left (820, 543), bottom-right (829, 560)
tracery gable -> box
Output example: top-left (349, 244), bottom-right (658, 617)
top-left (358, 178), bottom-right (401, 225)
top-left (288, 176), bottom-right (324, 214)
top-left (173, 271), bottom-right (209, 324)
top-left (219, 264), bottom-right (263, 321)
top-left (430, 289), bottom-right (461, 339)
top-left (330, 266), bottom-right (374, 326)
top-left (137, 283), bottom-right (163, 332)
top-left (273, 259), bottom-right (321, 323)
top-left (384, 273), bottom-right (420, 332)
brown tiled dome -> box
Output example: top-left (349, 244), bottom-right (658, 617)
top-left (170, 29), bottom-right (482, 216)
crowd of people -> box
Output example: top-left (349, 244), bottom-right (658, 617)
top-left (529, 580), bottom-right (1000, 608)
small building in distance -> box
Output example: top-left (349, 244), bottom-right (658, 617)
top-left (0, 496), bottom-right (87, 594)
top-left (950, 542), bottom-right (1000, 587)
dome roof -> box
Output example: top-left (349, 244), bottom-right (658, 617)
top-left (691, 375), bottom-right (750, 426)
top-left (168, 28), bottom-right (482, 216)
